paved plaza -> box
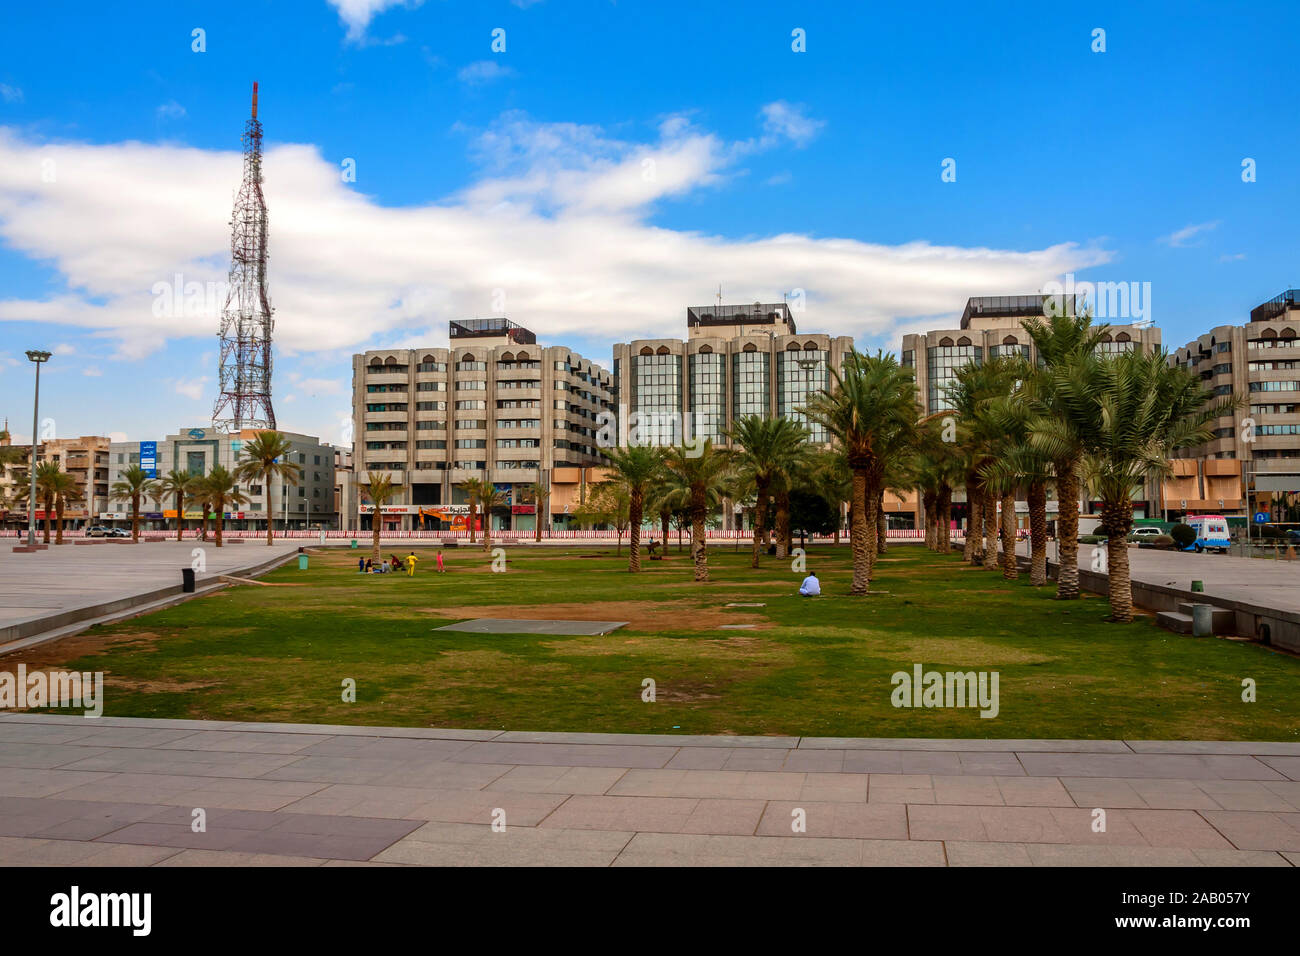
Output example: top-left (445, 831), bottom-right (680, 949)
top-left (0, 538), bottom-right (304, 644)
top-left (0, 714), bottom-right (1296, 866)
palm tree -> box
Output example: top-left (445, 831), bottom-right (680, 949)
top-left (110, 465), bottom-right (156, 543)
top-left (662, 440), bottom-right (733, 582)
top-left (200, 465), bottom-right (249, 548)
top-left (519, 481), bottom-right (550, 541)
top-left (727, 416), bottom-right (808, 567)
top-left (357, 471), bottom-right (397, 562)
top-left (1021, 304), bottom-right (1109, 599)
top-left (458, 477), bottom-right (505, 551)
top-left (184, 479), bottom-right (215, 543)
top-left (805, 351), bottom-right (917, 595)
top-left (156, 470), bottom-right (195, 541)
top-left (233, 431), bottom-right (304, 546)
top-left (809, 448), bottom-right (853, 546)
top-left (1043, 350), bottom-right (1238, 621)
top-left (600, 445), bottom-right (668, 571)
top-left (28, 461), bottom-right (61, 544)
top-left (50, 469), bottom-right (83, 545)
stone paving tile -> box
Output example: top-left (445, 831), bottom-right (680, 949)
top-left (867, 774), bottom-right (934, 804)
top-left (796, 738), bottom-right (1132, 753)
top-left (60, 747), bottom-right (303, 779)
top-left (51, 772), bottom-right (327, 811)
top-left (0, 767), bottom-right (118, 798)
top-left (757, 802), bottom-right (909, 840)
top-left (797, 772), bottom-right (870, 803)
top-left (494, 731), bottom-right (798, 749)
top-left (931, 775), bottom-right (1004, 806)
top-left (1199, 810), bottom-right (1300, 851)
top-left (1283, 852), bottom-right (1300, 866)
top-left (404, 788), bottom-right (570, 827)
top-left (1261, 781), bottom-right (1300, 811)
top-left (1117, 809), bottom-right (1235, 849)
top-left (0, 722), bottom-right (107, 745)
top-left (279, 784), bottom-right (456, 819)
top-left (1060, 777), bottom-right (1149, 809)
top-left (1018, 753), bottom-right (1284, 781)
top-left (993, 776), bottom-right (1076, 807)
top-left (446, 741), bottom-right (677, 769)
top-left (539, 795), bottom-right (766, 835)
top-left (1191, 848), bottom-right (1292, 866)
top-left (222, 721), bottom-right (502, 740)
top-left (611, 832), bottom-right (944, 866)
top-left (1199, 780), bottom-right (1297, 812)
top-left (0, 835), bottom-right (180, 866)
top-left (373, 821), bottom-right (634, 866)
top-left (154, 730), bottom-right (334, 754)
top-left (295, 736), bottom-right (477, 761)
top-left (781, 750), bottom-right (846, 773)
top-left (484, 765), bottom-right (628, 796)
top-left (607, 769), bottom-right (806, 801)
top-left (1127, 780), bottom-right (1220, 810)
top-left (1259, 756), bottom-right (1300, 781)
top-left (259, 755), bottom-right (418, 785)
top-left (0, 741), bottom-right (111, 769)
top-left (1027, 844), bottom-right (1200, 867)
top-left (54, 727), bottom-right (203, 749)
top-left (944, 841), bottom-right (1033, 866)
top-left (362, 761), bottom-right (514, 791)
top-left (1126, 741), bottom-right (1300, 756)
top-left (154, 849), bottom-right (330, 866)
top-left (716, 749), bottom-right (792, 771)
top-left (0, 796), bottom-right (166, 841)
top-left (663, 748), bottom-right (730, 770)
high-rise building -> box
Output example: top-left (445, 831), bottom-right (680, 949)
top-left (350, 318), bottom-right (616, 533)
top-left (1168, 289), bottom-right (1300, 523)
top-left (611, 303), bottom-right (854, 448)
top-left (899, 294), bottom-right (1163, 528)
top-left (901, 295), bottom-right (1162, 416)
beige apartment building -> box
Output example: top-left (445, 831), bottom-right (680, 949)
top-left (899, 294), bottom-right (1163, 528)
top-left (1169, 289), bottom-right (1300, 525)
top-left (351, 318), bottom-right (616, 533)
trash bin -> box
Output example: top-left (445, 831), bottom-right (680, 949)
top-left (1191, 603), bottom-right (1213, 637)
top-left (182, 567), bottom-right (195, 593)
top-left (298, 554), bottom-right (309, 571)
top-left (350, 539), bottom-right (357, 549)
top-left (1191, 580), bottom-right (1204, 593)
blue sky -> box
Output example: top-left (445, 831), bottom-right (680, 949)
top-left (1, 0), bottom-right (1297, 446)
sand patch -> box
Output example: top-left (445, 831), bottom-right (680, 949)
top-left (420, 600), bottom-right (767, 632)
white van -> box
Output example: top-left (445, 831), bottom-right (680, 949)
top-left (1185, 515), bottom-right (1231, 554)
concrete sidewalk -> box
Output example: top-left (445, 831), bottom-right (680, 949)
top-left (1, 715), bottom-right (1296, 866)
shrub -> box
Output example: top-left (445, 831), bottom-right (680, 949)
top-left (1170, 523), bottom-right (1196, 548)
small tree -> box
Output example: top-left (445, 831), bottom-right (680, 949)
top-left (110, 465), bottom-right (156, 543)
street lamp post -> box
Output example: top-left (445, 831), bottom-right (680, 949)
top-left (24, 350), bottom-right (52, 548)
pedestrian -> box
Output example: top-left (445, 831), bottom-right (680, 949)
top-left (406, 551), bottom-right (418, 576)
top-left (436, 549), bottom-right (445, 573)
top-left (357, 556), bottom-right (365, 573)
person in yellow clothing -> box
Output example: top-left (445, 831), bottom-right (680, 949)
top-left (405, 551), bottom-right (418, 576)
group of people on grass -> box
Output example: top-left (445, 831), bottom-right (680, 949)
top-left (358, 550), bottom-right (446, 576)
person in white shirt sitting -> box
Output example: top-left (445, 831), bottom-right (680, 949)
top-left (799, 571), bottom-right (820, 596)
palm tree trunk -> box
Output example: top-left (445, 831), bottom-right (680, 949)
top-left (691, 491), bottom-right (708, 582)
top-left (371, 518), bottom-right (380, 563)
top-left (42, 493), bottom-right (52, 543)
top-left (849, 469), bottom-right (870, 595)
top-left (55, 496), bottom-right (64, 544)
top-left (266, 482), bottom-right (275, 546)
top-left (751, 478), bottom-right (767, 568)
top-left (131, 494), bottom-right (140, 543)
top-left (774, 487), bottom-right (790, 560)
top-left (661, 511), bottom-right (670, 554)
top-left (1101, 499), bottom-right (1134, 622)
top-left (1055, 466), bottom-right (1082, 600)
top-left (176, 493), bottom-right (184, 540)
top-left (215, 506), bottom-right (224, 548)
top-left (876, 490), bottom-right (887, 555)
top-left (982, 491), bottom-right (999, 570)
top-left (469, 503), bottom-right (477, 544)
top-left (535, 495), bottom-right (543, 542)
top-left (922, 491), bottom-right (937, 550)
top-left (964, 483), bottom-right (981, 563)
top-left (863, 477), bottom-right (880, 582)
top-left (629, 490), bottom-right (643, 572)
top-left (1000, 490), bottom-right (1018, 579)
top-left (1028, 481), bottom-right (1048, 586)
top-left (938, 486), bottom-right (953, 554)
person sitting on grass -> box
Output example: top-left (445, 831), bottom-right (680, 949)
top-left (799, 570), bottom-right (820, 597)
top-left (389, 554), bottom-right (402, 573)
top-left (364, 558), bottom-right (373, 573)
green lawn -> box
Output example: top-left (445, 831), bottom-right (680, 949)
top-left (33, 543), bottom-right (1300, 740)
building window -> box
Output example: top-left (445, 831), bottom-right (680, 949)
top-left (688, 352), bottom-right (726, 444)
top-left (632, 352), bottom-right (683, 445)
top-left (776, 349), bottom-right (828, 443)
top-left (732, 350), bottom-right (770, 421)
top-left (926, 344), bottom-right (981, 414)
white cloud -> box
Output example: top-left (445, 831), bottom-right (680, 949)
top-left (82, 366), bottom-right (102, 377)
top-left (156, 100), bottom-right (186, 120)
top-left (0, 84), bottom-right (22, 104)
top-left (758, 101), bottom-right (825, 148)
top-left (326, 0), bottom-right (423, 41)
top-left (1219, 252), bottom-right (1246, 262)
top-left (1160, 220), bottom-right (1220, 247)
top-left (458, 60), bottom-right (515, 85)
top-left (173, 377), bottom-right (208, 400)
top-left (0, 113), bottom-right (1112, 366)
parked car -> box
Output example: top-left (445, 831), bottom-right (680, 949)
top-left (1128, 527), bottom-right (1164, 540)
top-left (85, 525), bottom-right (111, 537)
